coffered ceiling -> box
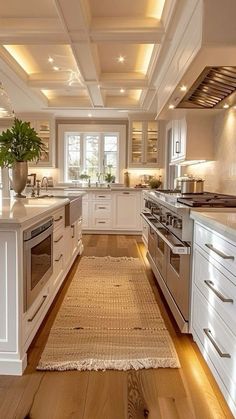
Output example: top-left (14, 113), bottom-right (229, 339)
top-left (0, 0), bottom-right (176, 117)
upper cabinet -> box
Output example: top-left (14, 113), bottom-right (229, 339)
top-left (24, 116), bottom-right (55, 167)
top-left (128, 120), bottom-right (159, 168)
top-left (169, 114), bottom-right (214, 165)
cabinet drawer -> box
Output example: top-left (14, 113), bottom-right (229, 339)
top-left (194, 248), bottom-right (236, 335)
top-left (53, 207), bottom-right (65, 231)
top-left (93, 202), bottom-right (111, 217)
top-left (93, 218), bottom-right (111, 228)
top-left (92, 193), bottom-right (112, 200)
top-left (195, 223), bottom-right (236, 275)
top-left (192, 288), bottom-right (236, 402)
top-left (23, 287), bottom-right (50, 345)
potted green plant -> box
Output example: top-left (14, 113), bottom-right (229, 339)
top-left (104, 164), bottom-right (115, 185)
top-left (0, 118), bottom-right (45, 197)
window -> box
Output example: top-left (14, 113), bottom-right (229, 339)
top-left (64, 132), bottom-right (119, 182)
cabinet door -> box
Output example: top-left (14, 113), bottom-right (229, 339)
top-left (28, 118), bottom-right (54, 167)
top-left (145, 121), bottom-right (158, 165)
top-left (129, 121), bottom-right (144, 166)
top-left (171, 119), bottom-right (186, 163)
top-left (82, 200), bottom-right (89, 228)
top-left (113, 192), bottom-right (141, 230)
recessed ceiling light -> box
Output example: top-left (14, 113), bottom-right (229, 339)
top-left (223, 103), bottom-right (230, 109)
top-left (168, 104), bottom-right (175, 109)
top-left (120, 88), bottom-right (125, 93)
top-left (180, 85), bottom-right (187, 92)
top-left (48, 56), bottom-right (54, 63)
top-left (118, 55), bottom-right (125, 63)
top-left (88, 113), bottom-right (92, 117)
top-left (53, 66), bottom-right (59, 71)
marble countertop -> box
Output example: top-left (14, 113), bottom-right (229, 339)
top-left (0, 190), bottom-right (84, 225)
top-left (50, 186), bottom-right (143, 192)
top-left (191, 210), bottom-right (236, 242)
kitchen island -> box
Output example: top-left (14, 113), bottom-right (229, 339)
top-left (0, 192), bottom-right (84, 375)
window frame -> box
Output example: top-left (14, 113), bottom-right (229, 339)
top-left (58, 123), bottom-right (126, 184)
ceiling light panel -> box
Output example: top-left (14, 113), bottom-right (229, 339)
top-left (3, 45), bottom-right (78, 75)
top-left (89, 0), bottom-right (165, 19)
top-left (97, 43), bottom-right (154, 75)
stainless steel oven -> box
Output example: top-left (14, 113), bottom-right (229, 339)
top-left (141, 210), bottom-right (191, 332)
top-left (23, 217), bottom-right (53, 312)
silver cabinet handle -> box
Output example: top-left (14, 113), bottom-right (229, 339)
top-left (98, 206), bottom-right (106, 209)
top-left (204, 280), bottom-right (233, 303)
top-left (71, 225), bottom-right (75, 238)
top-left (98, 195), bottom-right (106, 198)
top-left (123, 192), bottom-right (130, 194)
top-left (54, 235), bottom-right (63, 243)
top-left (203, 328), bottom-right (231, 358)
top-left (55, 253), bottom-right (63, 262)
top-left (205, 243), bottom-right (234, 260)
top-left (54, 215), bottom-right (63, 222)
top-left (28, 295), bottom-right (47, 322)
top-left (98, 221), bottom-right (106, 224)
top-left (175, 140), bottom-right (180, 154)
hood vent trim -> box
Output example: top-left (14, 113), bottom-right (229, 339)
top-left (177, 66), bottom-right (236, 109)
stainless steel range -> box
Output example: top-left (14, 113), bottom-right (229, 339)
top-left (141, 190), bottom-right (236, 333)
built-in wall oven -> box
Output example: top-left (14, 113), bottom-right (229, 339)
top-left (23, 217), bottom-right (53, 312)
top-left (142, 199), bottom-right (191, 332)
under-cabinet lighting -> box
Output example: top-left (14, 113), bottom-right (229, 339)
top-left (48, 56), bottom-right (54, 63)
top-left (168, 104), bottom-right (175, 109)
top-left (88, 113), bottom-right (92, 117)
top-left (53, 66), bottom-right (59, 71)
top-left (120, 88), bottom-right (125, 93)
top-left (223, 103), bottom-right (230, 109)
top-left (179, 160), bottom-right (207, 166)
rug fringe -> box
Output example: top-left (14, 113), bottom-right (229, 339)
top-left (82, 256), bottom-right (138, 262)
top-left (37, 357), bottom-right (180, 372)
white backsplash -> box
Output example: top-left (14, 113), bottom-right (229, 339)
top-left (185, 108), bottom-right (236, 194)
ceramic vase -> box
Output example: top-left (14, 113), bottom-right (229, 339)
top-left (12, 161), bottom-right (28, 198)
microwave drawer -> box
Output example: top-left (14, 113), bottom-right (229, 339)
top-left (192, 288), bottom-right (236, 404)
top-left (195, 223), bottom-right (236, 275)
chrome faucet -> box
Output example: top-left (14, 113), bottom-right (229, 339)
top-left (41, 176), bottom-right (48, 191)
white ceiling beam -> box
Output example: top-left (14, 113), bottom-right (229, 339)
top-left (55, 0), bottom-right (104, 108)
top-left (0, 18), bottom-right (68, 44)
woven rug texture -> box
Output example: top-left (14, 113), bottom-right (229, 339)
top-left (37, 256), bottom-right (180, 371)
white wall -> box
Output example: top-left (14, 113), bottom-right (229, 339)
top-left (184, 108), bottom-right (236, 194)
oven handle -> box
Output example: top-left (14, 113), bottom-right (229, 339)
top-left (141, 212), bottom-right (190, 255)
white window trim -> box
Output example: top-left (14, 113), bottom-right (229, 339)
top-left (58, 123), bottom-right (126, 184)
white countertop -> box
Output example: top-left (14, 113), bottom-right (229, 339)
top-left (0, 190), bottom-right (84, 225)
top-left (191, 210), bottom-right (236, 242)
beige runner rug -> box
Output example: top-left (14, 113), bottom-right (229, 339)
top-left (37, 256), bottom-right (180, 371)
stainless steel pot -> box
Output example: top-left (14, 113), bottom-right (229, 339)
top-left (181, 179), bottom-right (204, 194)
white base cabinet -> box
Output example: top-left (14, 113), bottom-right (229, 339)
top-left (82, 190), bottom-right (142, 233)
top-left (191, 222), bottom-right (236, 418)
top-left (0, 203), bottom-right (83, 376)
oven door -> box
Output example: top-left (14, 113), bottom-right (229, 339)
top-left (24, 223), bottom-right (53, 311)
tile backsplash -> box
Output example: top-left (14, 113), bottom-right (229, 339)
top-left (185, 108), bottom-right (236, 194)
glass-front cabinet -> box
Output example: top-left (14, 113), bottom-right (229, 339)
top-left (129, 120), bottom-right (158, 168)
top-left (27, 117), bottom-right (55, 167)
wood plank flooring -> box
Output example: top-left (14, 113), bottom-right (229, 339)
top-left (0, 235), bottom-right (234, 419)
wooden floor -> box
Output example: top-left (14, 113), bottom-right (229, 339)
top-left (0, 235), bottom-right (234, 419)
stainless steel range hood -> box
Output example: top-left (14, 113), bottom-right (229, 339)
top-left (177, 66), bottom-right (236, 109)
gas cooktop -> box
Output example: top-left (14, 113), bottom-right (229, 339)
top-left (177, 192), bottom-right (236, 207)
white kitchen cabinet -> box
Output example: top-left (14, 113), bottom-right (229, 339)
top-left (20, 115), bottom-right (55, 167)
top-left (171, 119), bottom-right (186, 162)
top-left (128, 120), bottom-right (159, 168)
top-left (82, 190), bottom-right (142, 233)
top-left (191, 221), bottom-right (236, 418)
top-left (113, 191), bottom-right (141, 231)
top-left (169, 114), bottom-right (214, 165)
